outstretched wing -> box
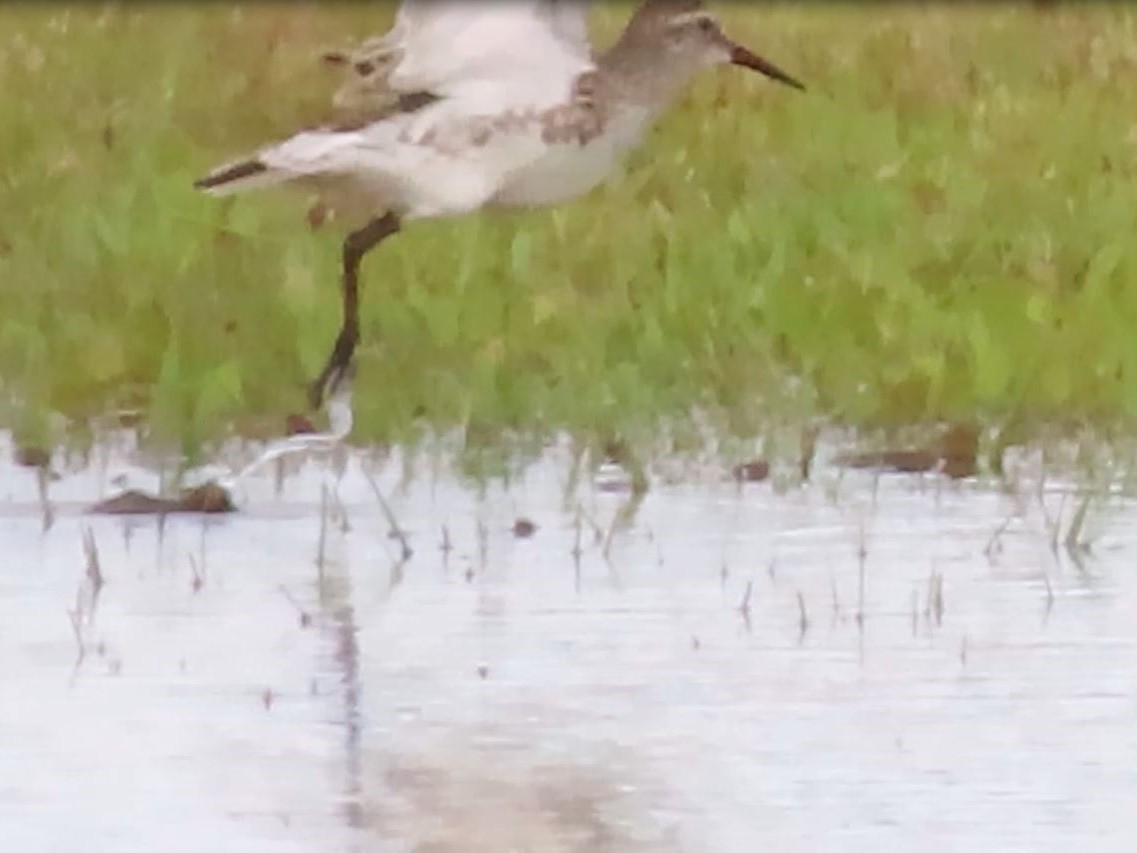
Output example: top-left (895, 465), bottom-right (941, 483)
top-left (328, 0), bottom-right (594, 111)
top-left (198, 1), bottom-right (596, 211)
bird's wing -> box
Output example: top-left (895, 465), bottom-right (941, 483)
top-left (340, 1), bottom-right (594, 109)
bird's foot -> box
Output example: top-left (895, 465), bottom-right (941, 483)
top-left (308, 329), bottom-right (358, 410)
top-left (308, 359), bottom-right (357, 411)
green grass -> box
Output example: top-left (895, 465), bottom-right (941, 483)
top-left (3, 2), bottom-right (1137, 461)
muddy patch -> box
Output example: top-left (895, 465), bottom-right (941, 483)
top-left (88, 481), bottom-right (236, 515)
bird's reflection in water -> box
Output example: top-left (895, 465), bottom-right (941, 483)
top-left (317, 567), bottom-right (366, 833)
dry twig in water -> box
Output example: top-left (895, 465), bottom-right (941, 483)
top-left (82, 527), bottom-right (104, 593)
top-left (738, 580), bottom-right (753, 633)
top-left (362, 468), bottom-right (413, 562)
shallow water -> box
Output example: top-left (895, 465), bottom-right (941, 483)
top-left (2, 432), bottom-right (1136, 852)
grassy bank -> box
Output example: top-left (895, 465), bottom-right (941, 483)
top-left (2, 3), bottom-right (1137, 459)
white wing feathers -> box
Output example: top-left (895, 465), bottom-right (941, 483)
top-left (379, 0), bottom-right (594, 104)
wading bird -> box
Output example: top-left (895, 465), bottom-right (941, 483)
top-left (194, 0), bottom-right (804, 409)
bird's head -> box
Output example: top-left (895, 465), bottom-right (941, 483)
top-left (628, 0), bottom-right (804, 90)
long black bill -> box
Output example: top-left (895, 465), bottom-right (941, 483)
top-left (730, 44), bottom-right (805, 91)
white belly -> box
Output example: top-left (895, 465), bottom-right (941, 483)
top-left (491, 109), bottom-right (649, 208)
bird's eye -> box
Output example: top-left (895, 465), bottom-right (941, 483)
top-left (697, 18), bottom-right (716, 34)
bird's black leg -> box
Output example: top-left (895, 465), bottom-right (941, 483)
top-left (308, 212), bottom-right (401, 409)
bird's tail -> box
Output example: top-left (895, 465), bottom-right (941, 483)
top-left (193, 158), bottom-right (289, 197)
top-left (194, 128), bottom-right (368, 197)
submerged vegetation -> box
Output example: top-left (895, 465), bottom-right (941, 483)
top-left (2, 3), bottom-right (1137, 463)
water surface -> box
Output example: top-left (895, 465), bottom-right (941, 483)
top-left (2, 433), bottom-right (1135, 851)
